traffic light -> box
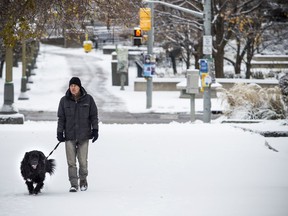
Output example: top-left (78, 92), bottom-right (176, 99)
top-left (133, 27), bottom-right (142, 46)
top-left (134, 28), bottom-right (142, 37)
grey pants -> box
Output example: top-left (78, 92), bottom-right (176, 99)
top-left (65, 140), bottom-right (89, 187)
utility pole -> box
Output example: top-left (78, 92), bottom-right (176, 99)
top-left (203, 0), bottom-right (212, 123)
top-left (146, 2), bottom-right (154, 109)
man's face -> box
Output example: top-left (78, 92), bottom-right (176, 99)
top-left (70, 84), bottom-right (80, 96)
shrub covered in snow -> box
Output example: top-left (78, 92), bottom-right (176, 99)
top-left (279, 73), bottom-right (288, 111)
top-left (219, 83), bottom-right (286, 120)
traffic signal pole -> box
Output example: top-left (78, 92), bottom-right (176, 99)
top-left (146, 2), bottom-right (154, 109)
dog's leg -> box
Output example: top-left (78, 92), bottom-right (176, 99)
top-left (25, 180), bottom-right (34, 195)
top-left (34, 182), bottom-right (44, 195)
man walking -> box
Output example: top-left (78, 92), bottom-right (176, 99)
top-left (57, 77), bottom-right (99, 192)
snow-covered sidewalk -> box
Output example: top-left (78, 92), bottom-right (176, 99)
top-left (0, 121), bottom-right (288, 216)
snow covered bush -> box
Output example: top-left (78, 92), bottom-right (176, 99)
top-left (251, 71), bottom-right (264, 79)
top-left (219, 83), bottom-right (286, 120)
top-left (279, 73), bottom-right (288, 114)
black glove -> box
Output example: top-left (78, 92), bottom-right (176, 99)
top-left (91, 129), bottom-right (99, 143)
top-left (57, 132), bottom-right (65, 142)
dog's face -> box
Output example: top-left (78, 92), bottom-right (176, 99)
top-left (29, 152), bottom-right (40, 169)
top-left (25, 151), bottom-right (45, 170)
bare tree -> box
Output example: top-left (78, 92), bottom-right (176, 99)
top-left (152, 0), bottom-right (266, 78)
top-left (211, 0), bottom-right (266, 78)
top-left (225, 6), bottom-right (270, 78)
top-left (93, 0), bottom-right (143, 26)
top-left (153, 0), bottom-right (203, 73)
top-left (222, 0), bottom-right (288, 78)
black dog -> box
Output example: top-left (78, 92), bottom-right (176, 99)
top-left (20, 150), bottom-right (56, 195)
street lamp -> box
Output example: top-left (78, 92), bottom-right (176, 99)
top-left (143, 0), bottom-right (212, 123)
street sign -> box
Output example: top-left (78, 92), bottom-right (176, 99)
top-left (203, 35), bottom-right (212, 55)
top-left (140, 19), bottom-right (151, 31)
top-left (199, 59), bottom-right (208, 73)
top-left (140, 8), bottom-right (151, 19)
top-left (139, 8), bottom-right (151, 31)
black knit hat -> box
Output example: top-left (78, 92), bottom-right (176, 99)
top-left (69, 77), bottom-right (82, 88)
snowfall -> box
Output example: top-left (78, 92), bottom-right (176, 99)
top-left (0, 44), bottom-right (287, 216)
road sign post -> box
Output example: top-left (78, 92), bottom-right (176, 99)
top-left (146, 2), bottom-right (154, 109)
top-left (203, 0), bottom-right (212, 123)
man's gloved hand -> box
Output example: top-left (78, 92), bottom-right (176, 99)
top-left (57, 132), bottom-right (65, 142)
top-left (91, 129), bottom-right (99, 143)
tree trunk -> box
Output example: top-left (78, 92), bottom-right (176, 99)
top-left (0, 60), bottom-right (4, 78)
top-left (245, 62), bottom-right (252, 79)
top-left (246, 40), bottom-right (254, 79)
top-left (213, 16), bottom-right (226, 78)
top-left (235, 57), bottom-right (241, 75)
top-left (235, 39), bottom-right (242, 75)
top-left (186, 53), bottom-right (190, 69)
top-left (194, 35), bottom-right (202, 69)
top-left (5, 46), bottom-right (13, 83)
top-left (214, 48), bottom-right (224, 78)
top-left (171, 56), bottom-right (177, 75)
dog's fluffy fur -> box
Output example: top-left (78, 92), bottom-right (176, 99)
top-left (20, 150), bottom-right (56, 195)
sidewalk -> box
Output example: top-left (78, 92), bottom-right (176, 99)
top-left (0, 120), bottom-right (288, 216)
